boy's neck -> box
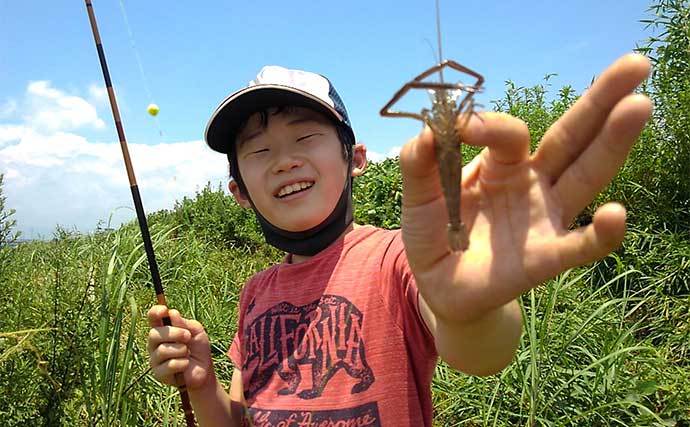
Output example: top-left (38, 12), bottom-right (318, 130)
top-left (287, 222), bottom-right (359, 264)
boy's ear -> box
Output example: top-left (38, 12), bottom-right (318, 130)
top-left (351, 143), bottom-right (368, 177)
top-left (228, 179), bottom-right (252, 208)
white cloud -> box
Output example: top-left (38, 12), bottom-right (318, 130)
top-left (1, 82), bottom-right (229, 239)
top-left (23, 81), bottom-right (106, 132)
top-left (0, 125), bottom-right (25, 148)
top-left (88, 84), bottom-right (109, 108)
top-left (367, 145), bottom-right (401, 163)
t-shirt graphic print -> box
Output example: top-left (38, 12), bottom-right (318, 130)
top-left (242, 294), bottom-right (374, 400)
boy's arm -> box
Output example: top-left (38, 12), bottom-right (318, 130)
top-left (398, 54), bottom-right (651, 375)
top-left (188, 368), bottom-right (244, 427)
top-left (419, 295), bottom-right (522, 375)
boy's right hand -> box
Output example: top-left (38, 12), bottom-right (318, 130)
top-left (147, 305), bottom-right (213, 390)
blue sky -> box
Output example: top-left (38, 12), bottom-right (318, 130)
top-left (1, 0), bottom-right (654, 238)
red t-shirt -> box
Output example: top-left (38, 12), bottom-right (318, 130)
top-left (229, 225), bottom-right (438, 426)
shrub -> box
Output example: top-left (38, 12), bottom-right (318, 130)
top-left (0, 174), bottom-right (19, 248)
top-left (170, 183), bottom-right (267, 252)
top-left (353, 157), bottom-right (403, 229)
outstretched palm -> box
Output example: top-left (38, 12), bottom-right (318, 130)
top-left (400, 54), bottom-right (652, 323)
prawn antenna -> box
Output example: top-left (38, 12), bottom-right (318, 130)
top-left (435, 0), bottom-right (444, 83)
top-left (423, 38), bottom-right (440, 65)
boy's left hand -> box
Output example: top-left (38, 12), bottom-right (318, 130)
top-left (399, 53), bottom-right (652, 324)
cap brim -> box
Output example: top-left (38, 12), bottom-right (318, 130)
top-left (204, 85), bottom-right (344, 154)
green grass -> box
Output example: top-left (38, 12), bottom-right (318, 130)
top-left (0, 187), bottom-right (688, 426)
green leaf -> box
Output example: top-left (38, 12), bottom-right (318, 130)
top-left (636, 380), bottom-right (658, 396)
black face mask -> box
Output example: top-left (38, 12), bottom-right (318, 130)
top-left (230, 148), bottom-right (354, 257)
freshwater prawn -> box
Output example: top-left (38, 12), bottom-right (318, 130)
top-left (380, 0), bottom-right (484, 252)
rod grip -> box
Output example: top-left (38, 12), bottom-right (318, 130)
top-left (162, 313), bottom-right (196, 427)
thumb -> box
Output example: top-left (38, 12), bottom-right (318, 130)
top-left (400, 125), bottom-right (443, 207)
top-left (166, 309), bottom-right (186, 328)
top-left (169, 309), bottom-right (207, 339)
top-left (148, 304), bottom-right (169, 328)
top-left (400, 125), bottom-right (457, 274)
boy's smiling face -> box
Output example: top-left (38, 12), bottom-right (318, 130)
top-left (230, 106), bottom-right (366, 232)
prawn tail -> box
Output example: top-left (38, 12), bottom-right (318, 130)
top-left (447, 222), bottom-right (469, 252)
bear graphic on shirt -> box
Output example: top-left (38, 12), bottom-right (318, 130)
top-left (242, 294), bottom-right (375, 399)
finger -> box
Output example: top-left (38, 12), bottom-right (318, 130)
top-left (184, 318), bottom-right (207, 340)
top-left (401, 123), bottom-right (485, 273)
top-left (172, 311), bottom-right (206, 337)
top-left (400, 126), bottom-right (463, 272)
top-left (399, 113), bottom-right (529, 206)
top-left (151, 357), bottom-right (190, 385)
top-left (147, 325), bottom-right (191, 353)
top-left (147, 305), bottom-right (169, 328)
top-left (554, 203), bottom-right (626, 271)
top-left (399, 125), bottom-right (442, 207)
top-left (555, 94), bottom-right (652, 223)
top-left (533, 53), bottom-right (651, 180)
top-left (170, 310), bottom-right (207, 344)
top-left (150, 342), bottom-right (190, 367)
top-left (460, 111), bottom-right (531, 166)
top-left (163, 308), bottom-right (203, 336)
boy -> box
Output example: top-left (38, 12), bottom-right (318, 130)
top-left (148, 54), bottom-right (652, 426)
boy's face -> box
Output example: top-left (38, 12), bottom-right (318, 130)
top-left (231, 107), bottom-right (358, 232)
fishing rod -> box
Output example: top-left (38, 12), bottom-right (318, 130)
top-left (84, 1), bottom-right (196, 425)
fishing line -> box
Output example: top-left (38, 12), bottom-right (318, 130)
top-left (117, 0), bottom-right (164, 138)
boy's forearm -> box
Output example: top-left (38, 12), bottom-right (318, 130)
top-left (188, 375), bottom-right (237, 427)
top-left (424, 298), bottom-right (523, 376)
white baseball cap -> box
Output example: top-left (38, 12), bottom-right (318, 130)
top-left (204, 65), bottom-right (355, 154)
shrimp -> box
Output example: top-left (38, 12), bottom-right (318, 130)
top-left (379, 1), bottom-right (484, 252)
